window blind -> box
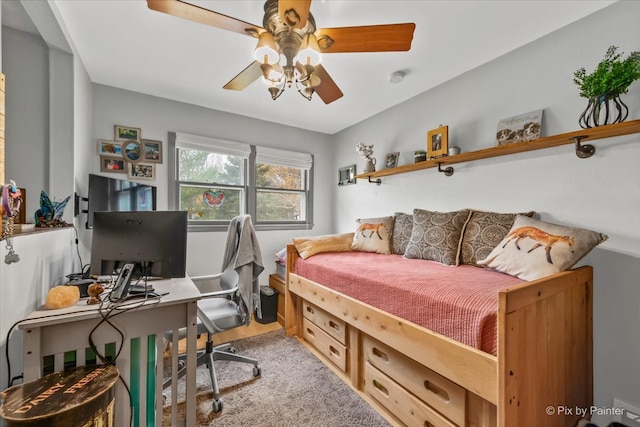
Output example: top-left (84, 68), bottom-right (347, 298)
top-left (175, 132), bottom-right (251, 158)
top-left (256, 146), bottom-right (313, 170)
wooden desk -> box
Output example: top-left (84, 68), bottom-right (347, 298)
top-left (18, 277), bottom-right (200, 427)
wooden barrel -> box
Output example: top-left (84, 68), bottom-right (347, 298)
top-left (0, 365), bottom-right (119, 426)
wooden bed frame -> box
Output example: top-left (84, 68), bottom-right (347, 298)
top-left (283, 245), bottom-right (593, 427)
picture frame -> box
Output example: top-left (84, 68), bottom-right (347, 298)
top-left (338, 164), bottom-right (357, 186)
top-left (496, 109), bottom-right (543, 146)
top-left (384, 152), bottom-right (400, 169)
top-left (141, 139), bottom-right (162, 163)
top-left (128, 162), bottom-right (155, 180)
top-left (114, 124), bottom-right (141, 142)
top-left (123, 141), bottom-right (142, 163)
top-left (97, 140), bottom-right (123, 157)
top-left (427, 125), bottom-right (449, 159)
top-left (99, 156), bottom-right (126, 173)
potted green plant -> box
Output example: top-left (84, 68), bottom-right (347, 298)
top-left (573, 45), bottom-right (640, 128)
top-left (414, 150), bottom-right (427, 163)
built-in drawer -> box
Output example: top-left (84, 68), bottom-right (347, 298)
top-left (302, 317), bottom-right (347, 372)
top-left (364, 361), bottom-right (458, 427)
top-left (363, 335), bottom-right (465, 426)
top-left (302, 301), bottom-right (346, 344)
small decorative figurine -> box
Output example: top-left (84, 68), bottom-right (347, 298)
top-left (34, 190), bottom-right (71, 227)
top-left (87, 283), bottom-right (105, 305)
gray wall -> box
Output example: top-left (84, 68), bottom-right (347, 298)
top-left (2, 26), bottom-right (48, 217)
top-left (87, 84), bottom-right (334, 279)
top-left (0, 0), bottom-right (92, 394)
top-left (332, 2), bottom-right (640, 424)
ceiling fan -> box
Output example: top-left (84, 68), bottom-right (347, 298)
top-left (147, 0), bottom-right (415, 104)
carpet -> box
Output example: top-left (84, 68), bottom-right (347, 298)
top-left (163, 329), bottom-right (391, 427)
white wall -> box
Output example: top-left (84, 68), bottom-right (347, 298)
top-left (0, 228), bottom-right (75, 390)
top-left (332, 2), bottom-right (640, 424)
top-left (86, 84), bottom-right (335, 281)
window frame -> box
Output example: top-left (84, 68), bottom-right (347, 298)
top-left (169, 132), bottom-right (314, 232)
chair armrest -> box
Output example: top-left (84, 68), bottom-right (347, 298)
top-left (199, 286), bottom-right (239, 299)
top-left (191, 273), bottom-right (224, 282)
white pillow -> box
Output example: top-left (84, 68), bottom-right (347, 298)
top-left (478, 215), bottom-right (607, 280)
top-left (351, 216), bottom-right (394, 254)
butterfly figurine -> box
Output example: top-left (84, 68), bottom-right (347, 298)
top-left (203, 190), bottom-right (225, 208)
top-left (34, 191), bottom-right (70, 225)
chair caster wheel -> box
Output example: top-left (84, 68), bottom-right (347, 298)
top-left (253, 366), bottom-right (261, 377)
top-left (228, 347), bottom-right (237, 354)
top-left (213, 398), bottom-right (223, 413)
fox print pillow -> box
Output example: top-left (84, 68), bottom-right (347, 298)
top-left (477, 215), bottom-right (608, 281)
top-left (351, 216), bottom-right (394, 254)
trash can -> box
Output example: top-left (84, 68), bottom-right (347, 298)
top-left (256, 285), bottom-right (278, 324)
top-left (0, 364), bottom-right (119, 426)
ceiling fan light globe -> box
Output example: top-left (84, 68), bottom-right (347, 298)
top-left (298, 33), bottom-right (321, 66)
top-left (254, 32), bottom-right (279, 64)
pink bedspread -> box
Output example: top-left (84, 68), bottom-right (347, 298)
top-left (294, 252), bottom-right (523, 355)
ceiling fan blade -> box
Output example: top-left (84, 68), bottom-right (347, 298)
top-left (313, 64), bottom-right (343, 104)
top-left (147, 0), bottom-right (263, 37)
top-left (279, 0), bottom-right (312, 29)
top-left (315, 23), bottom-right (416, 53)
top-left (223, 61), bottom-right (263, 91)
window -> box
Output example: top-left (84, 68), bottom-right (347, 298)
top-left (255, 146), bottom-right (312, 224)
top-left (169, 132), bottom-right (313, 231)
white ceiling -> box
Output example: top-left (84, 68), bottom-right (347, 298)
top-left (6, 1), bottom-right (615, 134)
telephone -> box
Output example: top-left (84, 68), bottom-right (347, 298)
top-left (110, 262), bottom-right (136, 301)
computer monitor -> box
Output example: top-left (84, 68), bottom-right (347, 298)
top-left (86, 173), bottom-right (157, 229)
top-left (90, 211), bottom-right (187, 279)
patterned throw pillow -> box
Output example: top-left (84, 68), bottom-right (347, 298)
top-left (351, 216), bottom-right (394, 254)
top-left (293, 233), bottom-right (354, 259)
top-left (404, 209), bottom-right (471, 265)
top-left (392, 212), bottom-right (413, 255)
top-left (477, 215), bottom-right (608, 281)
top-left (459, 210), bottom-right (536, 266)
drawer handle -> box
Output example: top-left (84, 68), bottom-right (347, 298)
top-left (372, 379), bottom-right (389, 397)
top-left (328, 320), bottom-right (341, 332)
top-left (306, 306), bottom-right (315, 315)
top-left (329, 346), bottom-right (340, 358)
top-left (424, 380), bottom-right (450, 402)
top-left (306, 328), bottom-right (315, 338)
top-left (371, 347), bottom-right (389, 362)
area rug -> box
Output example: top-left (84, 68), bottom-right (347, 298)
top-left (162, 330), bottom-right (391, 426)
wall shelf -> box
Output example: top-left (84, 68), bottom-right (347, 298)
top-left (355, 119), bottom-right (640, 180)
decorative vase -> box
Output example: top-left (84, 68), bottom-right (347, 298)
top-left (578, 93), bottom-right (629, 129)
top-left (363, 158), bottom-right (376, 173)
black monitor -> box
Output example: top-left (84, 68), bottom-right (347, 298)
top-left (90, 211), bottom-right (187, 278)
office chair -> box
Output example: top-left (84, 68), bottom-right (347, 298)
top-left (164, 215), bottom-right (264, 413)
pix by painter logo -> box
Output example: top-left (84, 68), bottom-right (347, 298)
top-left (546, 405), bottom-right (625, 418)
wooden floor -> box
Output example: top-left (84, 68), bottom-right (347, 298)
top-left (176, 317), bottom-right (283, 354)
